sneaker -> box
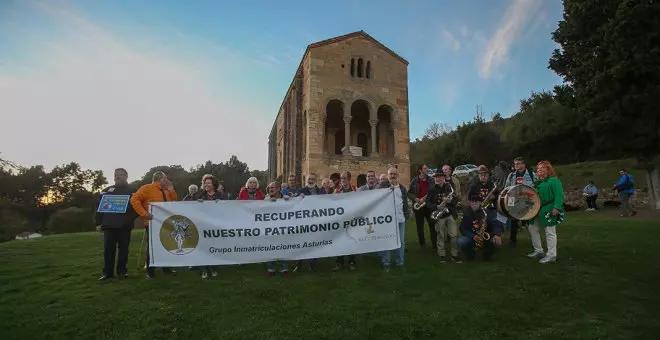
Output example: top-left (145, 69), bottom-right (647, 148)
top-left (201, 271), bottom-right (208, 279)
top-left (539, 255), bottom-right (556, 264)
top-left (509, 241), bottom-right (517, 248)
top-left (265, 271), bottom-right (274, 277)
top-left (98, 275), bottom-right (112, 281)
top-left (383, 266), bottom-right (390, 272)
top-left (348, 263), bottom-right (356, 271)
top-left (439, 256), bottom-right (447, 263)
top-left (452, 256), bottom-right (462, 263)
top-left (146, 273), bottom-right (154, 279)
top-left (118, 273), bottom-right (128, 279)
top-left (527, 251), bottom-right (545, 259)
top-left (631, 211), bottom-right (637, 217)
top-left (211, 270), bottom-right (218, 277)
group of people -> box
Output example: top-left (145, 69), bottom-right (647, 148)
top-left (94, 157), bottom-right (568, 281)
top-left (582, 169), bottom-right (638, 217)
top-left (408, 158), bottom-right (563, 265)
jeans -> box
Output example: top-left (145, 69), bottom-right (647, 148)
top-left (529, 222), bottom-right (557, 257)
top-left (413, 206), bottom-right (436, 248)
top-left (267, 261), bottom-right (288, 273)
top-left (103, 228), bottom-right (131, 277)
top-left (585, 194), bottom-right (598, 209)
top-left (381, 222), bottom-right (406, 266)
top-left (620, 193), bottom-right (635, 215)
top-left (457, 235), bottom-right (496, 260)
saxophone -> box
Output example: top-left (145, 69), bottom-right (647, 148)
top-left (482, 183), bottom-right (498, 208)
top-left (431, 185), bottom-right (454, 221)
top-left (475, 207), bottom-right (491, 248)
top-left (413, 195), bottom-right (427, 210)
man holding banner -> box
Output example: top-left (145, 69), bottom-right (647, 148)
top-left (130, 171), bottom-right (178, 279)
top-left (379, 167), bottom-right (410, 271)
top-left (95, 168), bottom-right (137, 280)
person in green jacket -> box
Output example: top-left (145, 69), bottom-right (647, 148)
top-left (527, 160), bottom-right (565, 264)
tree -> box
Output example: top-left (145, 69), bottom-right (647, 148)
top-left (423, 122), bottom-right (452, 140)
top-left (48, 162), bottom-right (107, 204)
top-left (549, 0), bottom-right (660, 208)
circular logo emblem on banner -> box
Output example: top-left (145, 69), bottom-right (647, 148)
top-left (159, 215), bottom-right (199, 255)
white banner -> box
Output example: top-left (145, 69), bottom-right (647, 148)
top-left (148, 188), bottom-right (400, 266)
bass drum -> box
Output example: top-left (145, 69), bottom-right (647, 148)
top-left (497, 184), bottom-right (541, 221)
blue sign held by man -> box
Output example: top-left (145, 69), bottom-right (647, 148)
top-left (97, 194), bottom-right (131, 213)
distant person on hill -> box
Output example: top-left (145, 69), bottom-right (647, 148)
top-left (583, 181), bottom-right (598, 211)
top-left (94, 168), bottom-right (137, 281)
top-left (613, 169), bottom-right (637, 217)
top-left (130, 171), bottom-right (178, 279)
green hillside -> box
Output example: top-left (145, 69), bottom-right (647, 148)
top-left (1, 214), bottom-right (659, 339)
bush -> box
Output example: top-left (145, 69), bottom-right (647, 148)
top-left (46, 207), bottom-right (94, 234)
top-left (0, 206), bottom-right (30, 243)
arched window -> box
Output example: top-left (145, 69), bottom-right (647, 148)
top-left (357, 58), bottom-right (364, 78)
top-left (350, 58), bottom-right (355, 77)
top-left (366, 61), bottom-right (371, 79)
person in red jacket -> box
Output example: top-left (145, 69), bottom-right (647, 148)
top-left (237, 177), bottom-right (265, 200)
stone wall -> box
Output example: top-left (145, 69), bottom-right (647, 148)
top-left (564, 188), bottom-right (652, 209)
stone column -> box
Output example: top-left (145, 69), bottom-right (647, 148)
top-left (369, 119), bottom-right (378, 156)
top-left (343, 116), bottom-right (352, 155)
top-left (321, 116), bottom-right (327, 155)
top-left (390, 120), bottom-right (398, 157)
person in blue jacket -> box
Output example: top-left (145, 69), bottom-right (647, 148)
top-left (613, 169), bottom-right (637, 217)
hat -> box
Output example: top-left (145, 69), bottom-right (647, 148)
top-left (477, 165), bottom-right (489, 174)
top-left (432, 171), bottom-right (445, 177)
top-left (469, 193), bottom-right (483, 202)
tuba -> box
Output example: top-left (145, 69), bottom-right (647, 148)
top-left (475, 207), bottom-right (491, 248)
top-left (431, 185), bottom-right (454, 221)
top-left (413, 195), bottom-right (427, 210)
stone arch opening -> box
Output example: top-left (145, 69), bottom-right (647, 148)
top-left (350, 100), bottom-right (371, 156)
top-left (357, 58), bottom-right (364, 78)
top-left (366, 61), bottom-right (371, 79)
top-left (350, 58), bottom-right (355, 77)
top-left (334, 130), bottom-right (345, 155)
top-left (357, 133), bottom-right (368, 157)
top-left (357, 174), bottom-right (367, 188)
top-left (377, 104), bottom-right (395, 157)
top-left (325, 100), bottom-right (344, 155)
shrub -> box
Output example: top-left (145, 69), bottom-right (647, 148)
top-left (46, 207), bottom-right (94, 234)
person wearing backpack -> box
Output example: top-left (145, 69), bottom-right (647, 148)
top-left (504, 157), bottom-right (536, 247)
top-left (613, 169), bottom-right (637, 217)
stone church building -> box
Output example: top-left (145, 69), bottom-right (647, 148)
top-left (267, 31), bottom-right (411, 188)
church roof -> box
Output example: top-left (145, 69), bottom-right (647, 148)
top-left (307, 30), bottom-right (408, 65)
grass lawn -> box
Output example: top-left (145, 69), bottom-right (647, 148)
top-left (1, 211), bottom-right (659, 340)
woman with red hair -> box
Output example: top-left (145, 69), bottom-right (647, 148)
top-left (527, 160), bottom-right (565, 264)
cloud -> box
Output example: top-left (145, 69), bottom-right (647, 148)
top-left (0, 1), bottom-right (272, 179)
top-left (479, 0), bottom-right (542, 79)
top-left (441, 28), bottom-right (461, 53)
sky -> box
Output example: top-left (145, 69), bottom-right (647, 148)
top-left (0, 0), bottom-right (564, 180)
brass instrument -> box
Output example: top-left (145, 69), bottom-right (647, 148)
top-left (413, 195), bottom-right (427, 210)
top-left (475, 207), bottom-right (491, 248)
top-left (482, 183), bottom-right (499, 208)
top-left (431, 185), bottom-right (454, 221)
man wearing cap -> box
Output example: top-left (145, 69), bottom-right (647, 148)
top-left (468, 165), bottom-right (500, 224)
top-left (425, 171), bottom-right (460, 263)
top-left (457, 193), bottom-right (503, 261)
